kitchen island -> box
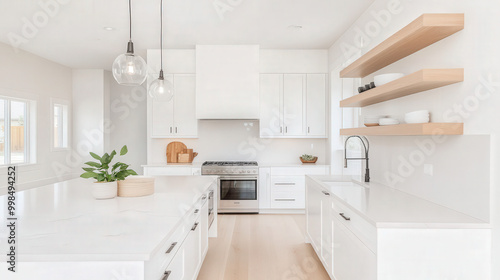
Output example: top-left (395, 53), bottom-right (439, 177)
top-left (0, 176), bottom-right (217, 280)
top-left (306, 175), bottom-right (491, 280)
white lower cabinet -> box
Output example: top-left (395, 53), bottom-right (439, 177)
top-left (306, 178), bottom-right (490, 280)
top-left (260, 166), bottom-right (329, 213)
top-left (151, 189), bottom-right (211, 280)
top-left (333, 216), bottom-right (376, 280)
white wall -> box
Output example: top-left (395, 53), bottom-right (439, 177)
top-left (0, 42), bottom-right (74, 194)
top-left (148, 120), bottom-right (327, 165)
top-left (71, 69), bottom-right (114, 175)
top-left (328, 0), bottom-right (500, 277)
top-left (109, 82), bottom-right (147, 175)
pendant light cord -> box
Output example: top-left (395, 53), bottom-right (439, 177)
top-left (160, 0), bottom-right (163, 72)
top-left (128, 0), bottom-right (132, 41)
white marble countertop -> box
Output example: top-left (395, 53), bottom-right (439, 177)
top-left (308, 175), bottom-right (490, 229)
top-left (0, 176), bottom-right (217, 262)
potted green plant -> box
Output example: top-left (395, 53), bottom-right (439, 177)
top-left (80, 145), bottom-right (137, 199)
top-left (300, 154), bottom-right (318, 164)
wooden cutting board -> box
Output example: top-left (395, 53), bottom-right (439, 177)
top-left (166, 141), bottom-right (187, 163)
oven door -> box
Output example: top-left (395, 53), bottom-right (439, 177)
top-left (218, 176), bottom-right (259, 213)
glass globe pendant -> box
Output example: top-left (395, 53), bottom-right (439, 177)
top-left (112, 0), bottom-right (147, 86)
top-left (149, 70), bottom-right (174, 102)
top-left (149, 0), bottom-right (174, 101)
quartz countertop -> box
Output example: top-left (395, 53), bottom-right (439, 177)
top-left (0, 176), bottom-right (217, 262)
top-left (308, 175), bottom-right (489, 229)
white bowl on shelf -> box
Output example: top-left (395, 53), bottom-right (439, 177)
top-left (378, 117), bottom-right (400, 126)
top-left (374, 73), bottom-right (405, 86)
top-left (405, 110), bottom-right (429, 118)
top-left (404, 110), bottom-right (430, 123)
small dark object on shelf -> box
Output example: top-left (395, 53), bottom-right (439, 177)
top-left (358, 86), bottom-right (366, 93)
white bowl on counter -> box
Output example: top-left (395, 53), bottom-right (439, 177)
top-left (379, 117), bottom-right (400, 126)
top-left (374, 73), bottom-right (405, 86)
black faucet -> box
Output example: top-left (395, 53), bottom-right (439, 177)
top-left (344, 135), bottom-right (370, 182)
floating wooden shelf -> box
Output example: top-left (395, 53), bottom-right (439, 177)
top-left (340, 123), bottom-right (463, 136)
top-left (340, 14), bottom-right (464, 78)
top-left (340, 69), bottom-right (464, 107)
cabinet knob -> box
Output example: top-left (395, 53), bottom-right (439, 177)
top-left (322, 190), bottom-right (330, 196)
top-left (194, 209), bottom-right (199, 214)
top-left (162, 271), bottom-right (171, 280)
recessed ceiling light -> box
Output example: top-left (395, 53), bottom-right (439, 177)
top-left (288, 25), bottom-right (303, 30)
top-left (103, 27), bottom-right (115, 31)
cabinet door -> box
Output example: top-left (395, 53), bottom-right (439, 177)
top-left (260, 74), bottom-right (283, 137)
top-left (333, 218), bottom-right (377, 280)
top-left (184, 220), bottom-right (201, 280)
top-left (151, 74), bottom-right (175, 137)
top-left (173, 74), bottom-right (197, 137)
top-left (200, 196), bottom-right (209, 260)
top-left (306, 74), bottom-right (327, 137)
top-left (306, 183), bottom-right (322, 253)
top-left (258, 168), bottom-right (271, 209)
top-left (321, 198), bottom-right (333, 276)
top-left (163, 245), bottom-right (185, 280)
top-left (283, 74), bottom-right (305, 136)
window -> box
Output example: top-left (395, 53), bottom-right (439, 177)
top-left (52, 102), bottom-right (68, 149)
top-left (0, 97), bottom-right (33, 165)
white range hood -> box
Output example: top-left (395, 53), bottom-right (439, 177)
top-left (196, 45), bottom-right (260, 119)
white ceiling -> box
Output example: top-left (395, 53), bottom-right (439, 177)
top-left (0, 0), bottom-right (374, 70)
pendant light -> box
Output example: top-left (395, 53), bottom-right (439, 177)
top-left (112, 0), bottom-right (148, 86)
top-left (148, 0), bottom-right (174, 102)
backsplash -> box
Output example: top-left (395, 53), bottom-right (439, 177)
top-left (148, 120), bottom-right (327, 165)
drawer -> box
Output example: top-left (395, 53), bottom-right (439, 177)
top-left (147, 205), bottom-right (201, 279)
top-left (271, 176), bottom-right (304, 192)
top-left (271, 191), bottom-right (305, 208)
top-left (331, 200), bottom-right (377, 253)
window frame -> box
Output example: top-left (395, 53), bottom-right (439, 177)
top-left (50, 98), bottom-right (70, 151)
top-left (0, 95), bottom-right (36, 166)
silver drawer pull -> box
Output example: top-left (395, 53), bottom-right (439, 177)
top-left (162, 271), bottom-right (171, 280)
top-left (194, 209), bottom-right (199, 214)
top-left (191, 222), bottom-right (199, 231)
top-left (339, 213), bottom-right (351, 221)
top-left (275, 198), bottom-right (296, 202)
top-left (202, 195), bottom-right (207, 200)
top-left (322, 191), bottom-right (330, 196)
top-left (275, 183), bottom-right (296, 186)
top-left (165, 242), bottom-right (177, 254)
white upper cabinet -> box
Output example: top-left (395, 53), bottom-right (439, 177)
top-left (150, 74), bottom-right (198, 138)
top-left (306, 74), bottom-right (327, 136)
top-left (260, 73), bottom-right (327, 138)
top-left (196, 45), bottom-right (260, 119)
top-left (283, 74), bottom-right (305, 136)
top-left (260, 74), bottom-right (282, 137)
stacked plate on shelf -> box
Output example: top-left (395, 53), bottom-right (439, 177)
top-left (364, 115), bottom-right (383, 127)
top-left (379, 117), bottom-right (400, 126)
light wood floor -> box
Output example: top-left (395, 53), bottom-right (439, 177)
top-left (197, 214), bottom-right (330, 280)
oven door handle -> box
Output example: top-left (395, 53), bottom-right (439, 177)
top-left (219, 176), bottom-right (258, 180)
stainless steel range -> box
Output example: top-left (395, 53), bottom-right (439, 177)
top-left (201, 161), bottom-right (259, 214)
